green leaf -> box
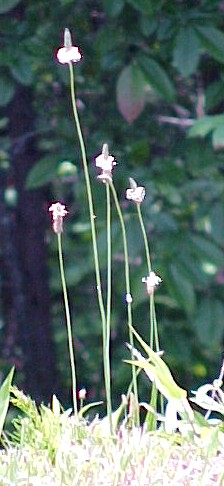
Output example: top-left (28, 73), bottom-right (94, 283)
top-left (209, 203), bottom-right (224, 246)
top-left (0, 0), bottom-right (21, 14)
top-left (195, 26), bottom-right (224, 64)
top-left (103, 0), bottom-right (124, 16)
top-left (167, 263), bottom-right (196, 314)
top-left (189, 114), bottom-right (224, 138)
top-left (126, 0), bottom-right (154, 14)
top-left (78, 401), bottom-right (103, 418)
top-left (0, 368), bottom-right (14, 437)
top-left (0, 74), bottom-right (15, 106)
top-left (190, 234), bottom-right (224, 268)
top-left (116, 64), bottom-right (146, 123)
top-left (146, 382), bottom-right (157, 431)
top-left (173, 27), bottom-right (200, 77)
top-left (212, 125), bottom-right (224, 150)
top-left (139, 56), bottom-right (176, 102)
top-left (125, 326), bottom-right (187, 401)
top-left (10, 56), bottom-right (33, 86)
top-left (194, 299), bottom-right (224, 347)
top-left (26, 157), bottom-right (59, 189)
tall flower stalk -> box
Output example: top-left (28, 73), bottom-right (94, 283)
top-left (105, 182), bottom-right (112, 432)
top-left (109, 181), bottom-right (139, 425)
top-left (126, 178), bottom-right (163, 420)
top-left (126, 178), bottom-right (160, 351)
top-left (49, 203), bottom-right (78, 417)
top-left (57, 30), bottom-right (114, 430)
top-left (95, 145), bottom-right (139, 426)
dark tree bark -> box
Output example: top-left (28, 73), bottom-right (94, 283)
top-left (0, 84), bottom-right (59, 403)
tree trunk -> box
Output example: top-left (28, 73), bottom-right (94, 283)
top-left (1, 84), bottom-right (58, 404)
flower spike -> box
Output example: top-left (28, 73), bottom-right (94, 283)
top-left (49, 202), bottom-right (68, 234)
top-left (126, 177), bottom-right (145, 204)
top-left (142, 271), bottom-right (162, 295)
top-left (57, 28), bottom-right (81, 64)
top-left (95, 143), bottom-right (116, 183)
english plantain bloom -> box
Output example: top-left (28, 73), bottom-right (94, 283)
top-left (78, 388), bottom-right (87, 400)
top-left (95, 143), bottom-right (116, 183)
top-left (57, 28), bottom-right (81, 64)
top-left (49, 202), bottom-right (68, 234)
top-left (126, 177), bottom-right (145, 204)
top-left (142, 271), bottom-right (162, 295)
top-left (125, 293), bottom-right (133, 304)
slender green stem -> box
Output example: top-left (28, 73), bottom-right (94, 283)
top-left (105, 183), bottom-right (112, 432)
top-left (68, 63), bottom-right (105, 326)
top-left (109, 181), bottom-right (139, 425)
top-left (68, 63), bottom-right (114, 429)
top-left (136, 202), bottom-right (163, 414)
top-left (136, 203), bottom-right (152, 274)
top-left (136, 203), bottom-right (160, 351)
top-left (57, 233), bottom-right (78, 417)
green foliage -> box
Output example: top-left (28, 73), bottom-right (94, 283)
top-left (0, 74), bottom-right (15, 106)
top-left (0, 368), bottom-right (14, 439)
top-left (195, 26), bottom-right (224, 64)
top-left (116, 64), bottom-right (146, 123)
top-left (0, 0), bottom-right (21, 14)
top-left (125, 326), bottom-right (187, 401)
top-left (138, 56), bottom-right (176, 101)
top-left (173, 26), bottom-right (200, 77)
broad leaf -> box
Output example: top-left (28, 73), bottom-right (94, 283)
top-left (212, 125), bottom-right (224, 150)
top-left (139, 56), bottom-right (175, 102)
top-left (116, 64), bottom-right (146, 123)
top-left (189, 114), bottom-right (224, 138)
top-left (103, 0), bottom-right (124, 16)
top-left (190, 234), bottom-right (224, 268)
top-left (0, 0), bottom-right (21, 14)
top-left (127, 0), bottom-right (154, 14)
top-left (195, 26), bottom-right (224, 64)
top-left (11, 56), bottom-right (33, 86)
top-left (209, 203), bottom-right (224, 246)
top-left (167, 263), bottom-right (196, 314)
top-left (194, 298), bottom-right (224, 347)
top-left (26, 156), bottom-right (60, 189)
top-left (0, 74), bottom-right (15, 106)
top-left (173, 26), bottom-right (200, 77)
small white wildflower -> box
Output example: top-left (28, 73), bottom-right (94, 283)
top-left (78, 388), bottom-right (87, 400)
top-left (126, 178), bottom-right (145, 204)
top-left (57, 28), bottom-right (81, 64)
top-left (49, 202), bottom-right (68, 234)
top-left (125, 293), bottom-right (133, 304)
top-left (95, 143), bottom-right (116, 183)
top-left (142, 271), bottom-right (162, 295)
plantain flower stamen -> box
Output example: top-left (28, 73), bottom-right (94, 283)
top-left (142, 271), bottom-right (162, 295)
top-left (126, 177), bottom-right (145, 204)
top-left (95, 143), bottom-right (116, 183)
top-left (49, 202), bottom-right (68, 234)
top-left (57, 28), bottom-right (81, 64)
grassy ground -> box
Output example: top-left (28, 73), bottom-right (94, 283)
top-left (0, 420), bottom-right (224, 485)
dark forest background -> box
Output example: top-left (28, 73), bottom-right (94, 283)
top-left (1, 0), bottom-right (224, 409)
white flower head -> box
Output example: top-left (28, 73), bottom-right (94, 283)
top-left (142, 271), bottom-right (162, 295)
top-left (126, 178), bottom-right (145, 204)
top-left (78, 388), bottom-right (87, 400)
top-left (49, 202), bottom-right (68, 234)
top-left (57, 28), bottom-right (81, 64)
top-left (95, 143), bottom-right (116, 183)
top-left (125, 293), bottom-right (133, 304)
